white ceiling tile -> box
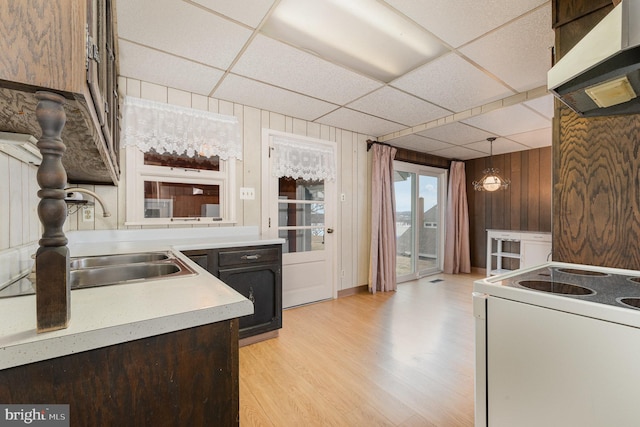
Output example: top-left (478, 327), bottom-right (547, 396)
top-left (117, 0), bottom-right (252, 69)
top-left (316, 108), bottom-right (406, 137)
top-left (459, 5), bottom-right (555, 92)
top-left (387, 134), bottom-right (454, 152)
top-left (391, 53), bottom-right (514, 112)
top-left (190, 0), bottom-right (275, 28)
top-left (524, 94), bottom-right (555, 119)
top-left (384, 0), bottom-right (548, 47)
top-left (118, 41), bottom-right (224, 95)
top-left (231, 35), bottom-right (383, 105)
top-left (465, 138), bottom-right (529, 155)
top-left (416, 122), bottom-right (496, 145)
top-left (347, 87), bottom-right (449, 126)
top-left (461, 104), bottom-right (551, 136)
top-left (430, 145), bottom-right (486, 160)
top-left (506, 127), bottom-right (552, 148)
top-left (213, 74), bottom-right (338, 121)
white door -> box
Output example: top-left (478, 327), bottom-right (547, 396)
top-left (262, 130), bottom-right (337, 308)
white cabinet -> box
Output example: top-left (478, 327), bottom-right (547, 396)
top-left (486, 230), bottom-right (551, 276)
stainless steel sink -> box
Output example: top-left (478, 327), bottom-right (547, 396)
top-left (69, 252), bottom-right (196, 290)
top-left (70, 252), bottom-right (170, 269)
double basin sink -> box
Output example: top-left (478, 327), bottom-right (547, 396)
top-left (70, 251), bottom-right (196, 290)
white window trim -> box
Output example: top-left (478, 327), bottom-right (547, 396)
top-left (124, 146), bottom-right (236, 226)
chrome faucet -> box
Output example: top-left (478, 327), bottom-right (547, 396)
top-left (64, 187), bottom-right (112, 217)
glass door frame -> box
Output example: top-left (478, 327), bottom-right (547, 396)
top-left (393, 160), bottom-right (448, 282)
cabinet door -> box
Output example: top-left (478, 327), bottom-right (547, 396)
top-left (521, 240), bottom-right (551, 268)
top-left (219, 265), bottom-right (282, 337)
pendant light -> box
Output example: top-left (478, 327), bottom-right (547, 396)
top-left (473, 137), bottom-right (510, 192)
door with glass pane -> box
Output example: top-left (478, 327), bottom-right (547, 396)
top-left (262, 131), bottom-right (336, 308)
top-left (394, 161), bottom-right (447, 282)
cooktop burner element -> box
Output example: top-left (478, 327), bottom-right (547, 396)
top-left (556, 268), bottom-right (609, 277)
top-left (496, 266), bottom-right (640, 310)
top-left (518, 280), bottom-right (595, 295)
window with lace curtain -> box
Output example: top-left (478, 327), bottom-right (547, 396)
top-left (122, 97), bottom-right (240, 225)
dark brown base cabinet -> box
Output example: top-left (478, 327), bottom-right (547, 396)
top-left (0, 319), bottom-right (240, 426)
top-left (185, 245), bottom-right (283, 340)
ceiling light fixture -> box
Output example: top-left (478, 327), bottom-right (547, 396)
top-left (473, 137), bottom-right (510, 192)
top-left (262, 0), bottom-right (447, 82)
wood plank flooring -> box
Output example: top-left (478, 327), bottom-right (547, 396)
top-left (239, 273), bottom-right (482, 426)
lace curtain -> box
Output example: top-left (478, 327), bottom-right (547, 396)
top-left (271, 135), bottom-right (336, 181)
top-left (121, 96), bottom-right (242, 160)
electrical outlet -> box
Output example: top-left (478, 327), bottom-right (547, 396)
top-left (240, 187), bottom-right (255, 200)
top-left (340, 193), bottom-right (346, 202)
top-left (82, 206), bottom-right (94, 222)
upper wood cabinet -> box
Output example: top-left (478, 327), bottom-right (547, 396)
top-left (0, 0), bottom-right (119, 184)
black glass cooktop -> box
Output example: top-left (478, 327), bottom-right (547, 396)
top-left (499, 266), bottom-right (640, 311)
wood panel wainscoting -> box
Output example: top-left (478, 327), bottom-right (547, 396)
top-left (465, 147), bottom-right (552, 270)
top-left (239, 272), bottom-right (480, 426)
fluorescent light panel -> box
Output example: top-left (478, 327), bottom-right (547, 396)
top-left (262, 0), bottom-right (448, 83)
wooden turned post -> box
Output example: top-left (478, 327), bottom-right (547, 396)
top-left (35, 91), bottom-right (70, 332)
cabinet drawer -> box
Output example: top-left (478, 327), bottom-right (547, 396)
top-left (524, 233), bottom-right (552, 243)
top-left (218, 247), bottom-right (280, 267)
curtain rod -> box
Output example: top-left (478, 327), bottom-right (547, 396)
top-left (366, 139), bottom-right (393, 151)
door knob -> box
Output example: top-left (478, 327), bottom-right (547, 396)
top-left (327, 228), bottom-right (334, 234)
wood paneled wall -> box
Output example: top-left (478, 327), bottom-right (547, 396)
top-left (552, 0), bottom-right (640, 269)
top-left (466, 147), bottom-right (552, 269)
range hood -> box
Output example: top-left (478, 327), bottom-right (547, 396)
top-left (548, 0), bottom-right (640, 117)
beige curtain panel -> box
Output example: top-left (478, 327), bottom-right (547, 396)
top-left (443, 161), bottom-right (471, 274)
top-left (369, 144), bottom-right (397, 293)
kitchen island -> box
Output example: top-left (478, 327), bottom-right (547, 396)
top-left (0, 226), bottom-right (281, 426)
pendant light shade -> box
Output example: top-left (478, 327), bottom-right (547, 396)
top-left (473, 137), bottom-right (510, 192)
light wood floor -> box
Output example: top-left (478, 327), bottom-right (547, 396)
top-left (239, 272), bottom-right (482, 426)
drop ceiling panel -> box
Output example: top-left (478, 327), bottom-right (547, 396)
top-left (506, 127), bottom-right (552, 148)
top-left (384, 0), bottom-right (548, 48)
top-left (430, 145), bottom-right (486, 160)
top-left (117, 0), bottom-right (252, 69)
top-left (465, 137), bottom-right (529, 155)
top-left (524, 94), bottom-right (555, 119)
top-left (461, 104), bottom-right (551, 136)
top-left (391, 53), bottom-right (514, 112)
top-left (459, 4), bottom-right (554, 92)
top-left (388, 134), bottom-right (454, 153)
top-left (416, 122), bottom-right (496, 145)
top-left (347, 87), bottom-right (449, 126)
top-left (213, 74), bottom-right (338, 121)
top-left (119, 41), bottom-right (224, 95)
top-left (316, 108), bottom-right (406, 137)
top-left (190, 0), bottom-right (276, 28)
top-left (231, 35), bottom-right (383, 105)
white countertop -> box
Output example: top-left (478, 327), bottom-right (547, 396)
top-left (0, 226), bottom-right (283, 370)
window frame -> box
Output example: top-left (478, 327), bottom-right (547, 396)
top-left (125, 146), bottom-right (236, 225)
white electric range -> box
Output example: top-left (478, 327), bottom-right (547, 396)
top-left (473, 262), bottom-right (640, 427)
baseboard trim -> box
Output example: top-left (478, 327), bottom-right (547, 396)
top-left (239, 330), bottom-right (279, 347)
top-left (338, 284), bottom-right (368, 298)
top-left (471, 267), bottom-right (487, 276)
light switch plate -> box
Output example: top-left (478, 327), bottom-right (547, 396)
top-left (240, 187), bottom-right (255, 200)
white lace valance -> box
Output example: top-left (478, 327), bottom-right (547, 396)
top-left (121, 96), bottom-right (242, 160)
top-left (271, 135), bottom-right (336, 181)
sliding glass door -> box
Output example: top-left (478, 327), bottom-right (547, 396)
top-left (393, 161), bottom-right (447, 282)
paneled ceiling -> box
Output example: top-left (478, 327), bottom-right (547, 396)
top-left (115, 0), bottom-right (556, 160)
